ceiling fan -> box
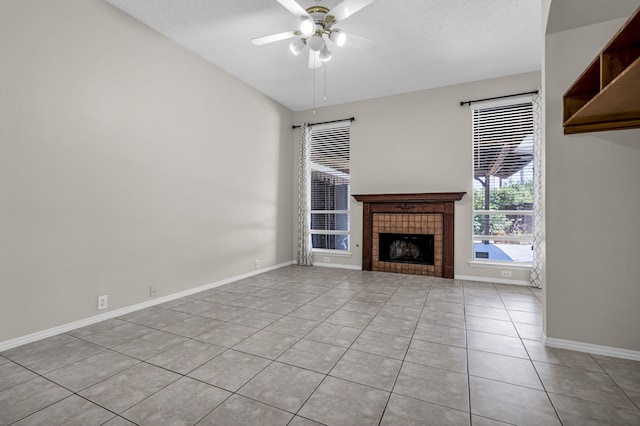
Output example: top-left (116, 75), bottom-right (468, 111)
top-left (252, 0), bottom-right (379, 69)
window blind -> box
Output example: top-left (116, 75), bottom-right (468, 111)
top-left (310, 120), bottom-right (351, 251)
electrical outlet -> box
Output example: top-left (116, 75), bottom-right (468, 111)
top-left (97, 295), bottom-right (108, 310)
top-left (255, 259), bottom-right (260, 269)
top-left (150, 285), bottom-right (157, 297)
top-left (323, 257), bottom-right (331, 263)
top-left (501, 271), bottom-right (512, 278)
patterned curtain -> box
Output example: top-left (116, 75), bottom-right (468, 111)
top-left (297, 123), bottom-right (314, 266)
top-left (530, 90), bottom-right (543, 288)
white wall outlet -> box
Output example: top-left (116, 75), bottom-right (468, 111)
top-left (255, 259), bottom-right (260, 269)
top-left (150, 285), bottom-right (157, 297)
top-left (501, 271), bottom-right (512, 278)
top-left (323, 257), bottom-right (331, 263)
top-left (97, 295), bottom-right (108, 310)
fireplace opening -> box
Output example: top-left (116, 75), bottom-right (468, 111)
top-left (379, 233), bottom-right (434, 265)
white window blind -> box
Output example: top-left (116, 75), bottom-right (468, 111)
top-left (472, 101), bottom-right (534, 263)
top-left (310, 121), bottom-right (351, 252)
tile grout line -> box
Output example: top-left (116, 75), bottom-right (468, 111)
top-left (589, 355), bottom-right (640, 412)
top-left (289, 275), bottom-right (407, 424)
top-left (3, 357), bottom-right (141, 426)
top-left (463, 281), bottom-right (473, 426)
top-left (114, 274), bottom-right (339, 424)
top-left (41, 292), bottom-right (293, 424)
top-left (497, 283), bottom-right (564, 425)
top-left (463, 280), bottom-right (549, 425)
top-left (4, 268), bottom-right (638, 425)
top-left (377, 276), bottom-right (436, 426)
top-left (0, 274), bottom-right (537, 425)
top-left (187, 273), bottom-right (388, 424)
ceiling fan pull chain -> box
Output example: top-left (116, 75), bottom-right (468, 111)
top-left (313, 62), bottom-right (316, 114)
top-left (324, 62), bottom-right (327, 102)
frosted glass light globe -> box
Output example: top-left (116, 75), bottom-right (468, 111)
top-left (307, 34), bottom-right (325, 52)
top-left (319, 45), bottom-right (332, 61)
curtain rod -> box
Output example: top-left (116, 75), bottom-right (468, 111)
top-left (292, 117), bottom-right (355, 129)
top-left (459, 90), bottom-right (539, 107)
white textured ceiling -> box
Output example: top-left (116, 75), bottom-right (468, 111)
top-left (104, 0), bottom-right (542, 111)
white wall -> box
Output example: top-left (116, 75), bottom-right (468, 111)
top-left (293, 71), bottom-right (541, 283)
top-left (545, 17), bottom-right (640, 351)
top-left (0, 0), bottom-right (294, 342)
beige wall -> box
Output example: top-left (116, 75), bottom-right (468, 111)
top-left (545, 17), bottom-right (640, 351)
top-left (0, 0), bottom-right (294, 342)
top-left (293, 71), bottom-right (541, 283)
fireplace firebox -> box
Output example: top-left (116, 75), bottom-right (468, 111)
top-left (379, 233), bottom-right (434, 265)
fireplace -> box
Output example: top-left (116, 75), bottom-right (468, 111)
top-left (353, 192), bottom-right (465, 278)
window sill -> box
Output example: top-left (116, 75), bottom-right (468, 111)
top-left (312, 249), bottom-right (352, 258)
top-left (468, 260), bottom-right (532, 271)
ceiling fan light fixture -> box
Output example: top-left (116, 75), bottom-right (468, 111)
top-left (300, 18), bottom-right (314, 36)
top-left (329, 29), bottom-right (346, 47)
top-left (289, 38), bottom-right (305, 56)
top-left (307, 34), bottom-right (325, 52)
top-left (319, 44), bottom-right (332, 62)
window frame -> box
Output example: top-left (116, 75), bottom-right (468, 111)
top-left (470, 96), bottom-right (535, 265)
top-left (309, 120), bottom-right (351, 254)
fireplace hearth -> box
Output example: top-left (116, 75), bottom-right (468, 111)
top-left (352, 192), bottom-right (465, 278)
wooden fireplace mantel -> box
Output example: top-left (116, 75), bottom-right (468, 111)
top-left (352, 192), bottom-right (466, 204)
top-left (353, 192), bottom-right (466, 278)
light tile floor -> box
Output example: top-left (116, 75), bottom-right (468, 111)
top-left (2, 266), bottom-right (640, 425)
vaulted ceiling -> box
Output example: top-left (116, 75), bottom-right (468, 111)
top-left (105, 0), bottom-right (542, 111)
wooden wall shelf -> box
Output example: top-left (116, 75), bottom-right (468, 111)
top-left (563, 6), bottom-right (640, 134)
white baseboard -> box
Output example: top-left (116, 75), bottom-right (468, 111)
top-left (313, 262), bottom-right (362, 270)
top-left (0, 261), bottom-right (295, 352)
top-left (455, 274), bottom-right (531, 286)
top-left (542, 333), bottom-right (640, 361)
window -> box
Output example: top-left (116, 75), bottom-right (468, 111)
top-left (310, 121), bottom-right (351, 252)
top-left (472, 100), bottom-right (534, 263)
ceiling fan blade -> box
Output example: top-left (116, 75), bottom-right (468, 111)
top-left (342, 31), bottom-right (379, 52)
top-left (276, 0), bottom-right (311, 19)
top-left (308, 50), bottom-right (321, 69)
top-left (252, 31), bottom-right (298, 46)
top-left (329, 0), bottom-right (376, 22)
